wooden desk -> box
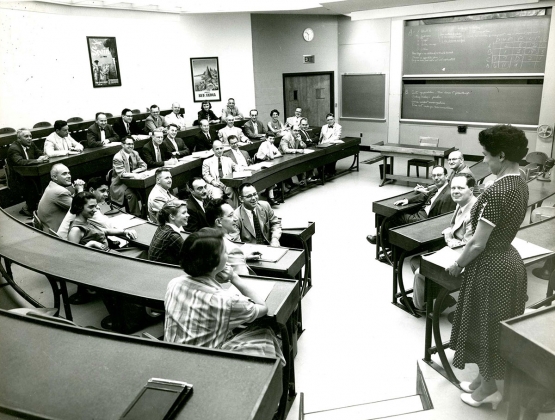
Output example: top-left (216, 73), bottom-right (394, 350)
top-left (0, 208), bottom-right (300, 419)
top-left (0, 309), bottom-right (282, 420)
top-left (500, 306), bottom-right (555, 420)
top-left (419, 217), bottom-right (555, 389)
top-left (281, 222), bottom-right (316, 296)
top-left (370, 141), bottom-right (455, 187)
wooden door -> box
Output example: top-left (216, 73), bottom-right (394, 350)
top-left (283, 72), bottom-right (334, 128)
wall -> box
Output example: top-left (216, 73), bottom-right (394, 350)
top-left (250, 14), bottom-right (338, 127)
top-left (0, 2), bottom-right (255, 128)
top-left (338, 16), bottom-right (390, 147)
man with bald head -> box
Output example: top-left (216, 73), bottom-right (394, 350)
top-left (7, 128), bottom-right (49, 216)
top-left (37, 163), bottom-right (85, 231)
top-left (165, 102), bottom-right (187, 130)
top-left (202, 140), bottom-right (239, 202)
top-left (447, 150), bottom-right (473, 181)
top-left (219, 114), bottom-right (250, 145)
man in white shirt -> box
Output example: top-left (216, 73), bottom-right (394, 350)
top-left (286, 107), bottom-right (303, 128)
top-left (202, 140), bottom-right (238, 202)
top-left (243, 109), bottom-right (266, 141)
top-left (223, 135), bottom-right (251, 167)
top-left (164, 102), bottom-right (187, 130)
top-left (219, 115), bottom-right (251, 145)
top-left (147, 168), bottom-right (176, 223)
top-left (319, 113), bottom-right (343, 176)
top-left (221, 98), bottom-right (244, 120)
top-left (185, 177), bottom-right (209, 232)
top-left (44, 120), bottom-right (84, 157)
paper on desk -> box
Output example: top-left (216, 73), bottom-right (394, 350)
top-left (109, 213), bottom-right (148, 230)
top-left (280, 217), bottom-right (309, 230)
top-left (192, 150), bottom-right (213, 158)
top-left (511, 237), bottom-right (552, 260)
top-left (178, 155), bottom-right (197, 162)
top-left (422, 246), bottom-right (461, 269)
top-left (232, 277), bottom-right (275, 303)
top-left (302, 149), bottom-right (315, 154)
top-left (135, 134), bottom-right (150, 140)
top-left (241, 244), bottom-right (288, 262)
top-left (233, 171), bottom-right (252, 179)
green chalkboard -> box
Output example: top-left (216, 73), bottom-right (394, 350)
top-left (341, 74), bottom-right (385, 119)
top-left (403, 16), bottom-right (550, 75)
top-left (402, 82), bottom-right (543, 125)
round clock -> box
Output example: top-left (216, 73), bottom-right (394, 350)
top-left (303, 28), bottom-right (314, 42)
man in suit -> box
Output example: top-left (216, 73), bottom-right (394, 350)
top-left (202, 140), bottom-right (238, 202)
top-left (140, 129), bottom-right (176, 168)
top-left (234, 183), bottom-right (281, 247)
top-left (6, 128), bottom-right (49, 216)
top-left (184, 177), bottom-right (209, 232)
top-left (143, 104), bottom-right (168, 135)
top-left (147, 168), bottom-right (176, 223)
top-left (192, 119), bottom-right (217, 152)
top-left (112, 108), bottom-right (142, 140)
top-left (447, 150), bottom-right (474, 182)
top-left (44, 120), bottom-right (84, 157)
top-left (279, 125), bottom-right (306, 154)
top-left (223, 135), bottom-right (251, 167)
top-left (319, 113), bottom-right (343, 176)
top-left (110, 136), bottom-right (147, 217)
top-left (243, 109), bottom-right (266, 141)
top-left (219, 115), bottom-right (250, 145)
top-left (164, 102), bottom-right (187, 131)
top-left (299, 118), bottom-right (316, 146)
top-left (221, 98), bottom-right (244, 120)
top-left (87, 112), bottom-right (120, 148)
top-left (163, 124), bottom-right (190, 159)
top-left (286, 107), bottom-right (302, 128)
top-left (366, 165), bottom-right (456, 246)
top-left (37, 163), bottom-right (85, 232)
top-left (411, 173), bottom-right (478, 313)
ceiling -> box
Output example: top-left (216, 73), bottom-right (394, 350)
top-left (29, 0), bottom-right (462, 15)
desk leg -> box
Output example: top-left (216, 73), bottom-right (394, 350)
top-left (0, 257), bottom-right (43, 309)
top-left (378, 216), bottom-right (393, 266)
top-left (379, 156), bottom-right (388, 187)
top-left (423, 277), bottom-right (434, 362)
top-left (375, 214), bottom-right (382, 261)
top-left (56, 280), bottom-right (73, 321)
top-left (506, 365), bottom-right (522, 420)
top-left (392, 249), bottom-right (419, 317)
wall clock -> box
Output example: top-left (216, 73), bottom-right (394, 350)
top-left (303, 28), bottom-right (314, 42)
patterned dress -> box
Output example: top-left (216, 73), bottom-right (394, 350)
top-left (450, 174), bottom-right (528, 380)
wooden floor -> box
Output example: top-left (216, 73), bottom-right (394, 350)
top-left (1, 151), bottom-right (553, 420)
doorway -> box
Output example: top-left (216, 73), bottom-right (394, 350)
top-left (283, 72), bottom-right (334, 129)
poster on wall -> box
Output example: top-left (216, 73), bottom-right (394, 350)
top-left (86, 36), bottom-right (122, 88)
top-left (190, 57), bottom-right (221, 102)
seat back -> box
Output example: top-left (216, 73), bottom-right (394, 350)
top-left (131, 109), bottom-right (141, 115)
top-left (526, 151), bottom-right (548, 166)
top-left (104, 113), bottom-right (113, 118)
top-left (67, 117), bottom-right (83, 123)
top-left (33, 121), bottom-right (52, 129)
top-left (4, 159), bottom-right (12, 189)
top-left (32, 211), bottom-right (43, 230)
top-left (0, 127), bottom-right (16, 134)
top-left (419, 136), bottom-right (439, 147)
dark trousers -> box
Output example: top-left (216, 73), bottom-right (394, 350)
top-left (14, 176), bottom-right (41, 211)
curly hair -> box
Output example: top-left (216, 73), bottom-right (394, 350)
top-left (70, 192), bottom-right (96, 215)
top-left (179, 228), bottom-right (224, 277)
top-left (478, 125), bottom-right (528, 163)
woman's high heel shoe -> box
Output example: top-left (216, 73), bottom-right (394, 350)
top-left (459, 381), bottom-right (474, 393)
top-left (461, 391), bottom-right (503, 410)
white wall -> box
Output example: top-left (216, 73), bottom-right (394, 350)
top-left (0, 2), bottom-right (255, 128)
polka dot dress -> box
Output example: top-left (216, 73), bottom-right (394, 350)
top-left (449, 174), bottom-right (529, 381)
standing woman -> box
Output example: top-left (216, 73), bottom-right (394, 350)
top-left (197, 100), bottom-right (220, 124)
top-left (148, 200), bottom-right (189, 266)
top-left (446, 125), bottom-right (529, 409)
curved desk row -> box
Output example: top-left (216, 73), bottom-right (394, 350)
top-left (0, 309), bottom-right (281, 420)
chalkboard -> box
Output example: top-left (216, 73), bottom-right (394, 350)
top-left (401, 83), bottom-right (543, 125)
top-left (403, 16), bottom-right (550, 75)
top-left (341, 74), bottom-right (385, 119)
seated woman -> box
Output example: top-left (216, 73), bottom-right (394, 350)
top-left (148, 200), bottom-right (189, 266)
top-left (164, 228), bottom-right (285, 365)
top-left (197, 100), bottom-right (220, 124)
top-left (266, 109), bottom-right (287, 138)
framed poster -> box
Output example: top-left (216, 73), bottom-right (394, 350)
top-left (86, 36), bottom-right (122, 88)
top-left (190, 57), bottom-right (221, 102)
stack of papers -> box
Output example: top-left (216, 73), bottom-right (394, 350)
top-left (233, 171), bottom-right (252, 179)
top-left (108, 213), bottom-right (148, 230)
top-left (191, 150), bottom-right (213, 158)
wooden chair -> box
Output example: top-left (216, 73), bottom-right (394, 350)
top-left (67, 117), bottom-right (83, 123)
top-left (407, 137), bottom-right (439, 178)
top-left (33, 121), bottom-right (52, 128)
top-left (32, 211), bottom-right (51, 234)
top-left (0, 127), bottom-right (16, 134)
top-left (524, 151), bottom-right (548, 179)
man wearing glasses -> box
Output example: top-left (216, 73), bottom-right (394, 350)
top-left (113, 108), bottom-right (142, 140)
top-left (110, 136), bottom-right (147, 217)
top-left (223, 135), bottom-right (252, 167)
top-left (447, 150), bottom-right (473, 182)
top-left (234, 183), bottom-right (281, 247)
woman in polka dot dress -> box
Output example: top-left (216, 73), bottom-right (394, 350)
top-left (446, 125), bottom-right (529, 410)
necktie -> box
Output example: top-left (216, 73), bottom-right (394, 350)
top-left (218, 157), bottom-right (223, 178)
top-left (253, 123), bottom-right (258, 135)
top-left (23, 147), bottom-right (29, 160)
top-left (126, 123), bottom-right (130, 134)
top-left (252, 210), bottom-right (267, 245)
top-left (206, 132), bottom-right (211, 140)
top-left (424, 189), bottom-right (438, 207)
top-left (155, 145), bottom-right (161, 162)
top-left (129, 156), bottom-right (134, 171)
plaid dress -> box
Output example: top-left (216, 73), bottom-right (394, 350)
top-left (164, 274), bottom-right (285, 365)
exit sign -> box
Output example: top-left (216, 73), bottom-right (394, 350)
top-left (303, 55), bottom-right (315, 63)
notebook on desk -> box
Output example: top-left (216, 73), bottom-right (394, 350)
top-left (316, 143), bottom-right (333, 148)
top-left (241, 244), bottom-right (288, 262)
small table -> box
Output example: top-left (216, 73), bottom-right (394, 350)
top-left (370, 141), bottom-right (455, 187)
top-left (419, 217), bottom-right (555, 389)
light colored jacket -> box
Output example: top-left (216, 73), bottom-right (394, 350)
top-left (202, 155), bottom-right (237, 184)
top-left (233, 201), bottom-right (282, 244)
top-left (44, 132), bottom-right (83, 157)
top-left (110, 150), bottom-right (147, 205)
top-left (319, 123), bottom-right (342, 143)
top-left (148, 184), bottom-right (176, 224)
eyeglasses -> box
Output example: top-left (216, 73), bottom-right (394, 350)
top-left (123, 143), bottom-right (134, 147)
top-left (448, 158), bottom-right (461, 161)
top-left (326, 119), bottom-right (334, 122)
top-left (242, 193), bottom-right (258, 199)
top-left (229, 142), bottom-right (238, 145)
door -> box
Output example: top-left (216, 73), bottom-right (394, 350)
top-left (283, 72), bottom-right (334, 129)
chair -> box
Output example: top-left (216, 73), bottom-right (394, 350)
top-left (33, 121), bottom-right (52, 128)
top-left (131, 109), bottom-right (141, 115)
top-left (407, 137), bottom-right (439, 178)
top-left (0, 127), bottom-right (16, 134)
top-left (32, 211), bottom-right (51, 234)
top-left (4, 160), bottom-right (12, 189)
top-left (104, 113), bottom-right (113, 118)
top-left (67, 117), bottom-right (83, 123)
top-left (524, 151), bottom-right (548, 179)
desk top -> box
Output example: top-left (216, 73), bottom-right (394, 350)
top-left (526, 172), bottom-right (555, 207)
top-left (0, 310), bottom-right (281, 420)
top-left (0, 209), bottom-right (299, 323)
top-left (370, 141), bottom-right (455, 157)
top-left (389, 212), bottom-right (453, 252)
